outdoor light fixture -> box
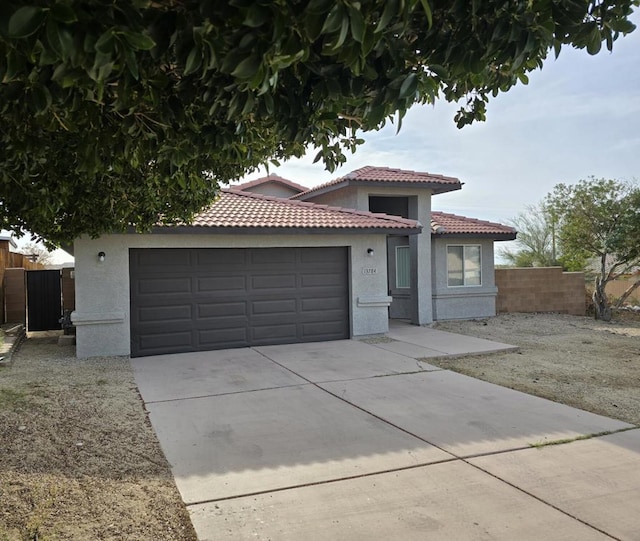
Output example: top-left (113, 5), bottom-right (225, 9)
top-left (367, 248), bottom-right (374, 256)
top-left (98, 251), bottom-right (106, 262)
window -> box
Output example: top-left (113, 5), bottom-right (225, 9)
top-left (447, 245), bottom-right (481, 287)
top-left (396, 246), bottom-right (410, 288)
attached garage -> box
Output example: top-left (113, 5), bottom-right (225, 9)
top-left (129, 247), bottom-right (349, 357)
top-left (72, 188), bottom-right (421, 359)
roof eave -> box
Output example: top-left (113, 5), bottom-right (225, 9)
top-left (151, 225), bottom-right (423, 236)
top-left (293, 180), bottom-right (350, 200)
top-left (432, 232), bottom-right (517, 241)
top-left (296, 179), bottom-right (462, 200)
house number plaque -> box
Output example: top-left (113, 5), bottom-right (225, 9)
top-left (362, 267), bottom-right (378, 275)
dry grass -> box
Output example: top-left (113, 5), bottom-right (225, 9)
top-left (0, 334), bottom-right (197, 541)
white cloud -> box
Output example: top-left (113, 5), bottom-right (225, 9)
top-left (255, 12), bottom-right (640, 231)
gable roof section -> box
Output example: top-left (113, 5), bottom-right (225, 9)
top-left (292, 166), bottom-right (462, 200)
top-left (159, 189), bottom-right (421, 234)
top-left (234, 174), bottom-right (307, 194)
top-left (431, 212), bottom-right (516, 240)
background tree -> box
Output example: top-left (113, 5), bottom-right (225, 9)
top-left (18, 241), bottom-right (54, 265)
top-left (500, 203), bottom-right (558, 267)
top-left (0, 0), bottom-right (637, 244)
top-left (545, 178), bottom-right (640, 321)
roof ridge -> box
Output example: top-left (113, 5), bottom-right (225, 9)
top-left (353, 165), bottom-right (459, 181)
top-left (234, 174), bottom-right (308, 193)
top-left (291, 165), bottom-right (461, 199)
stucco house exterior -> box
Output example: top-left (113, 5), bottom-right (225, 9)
top-left (71, 166), bottom-right (515, 358)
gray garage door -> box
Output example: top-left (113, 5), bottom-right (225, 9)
top-left (129, 247), bottom-right (350, 357)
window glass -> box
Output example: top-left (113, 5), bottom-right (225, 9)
top-left (396, 246), bottom-right (410, 288)
top-left (465, 246), bottom-right (481, 285)
top-left (447, 245), bottom-right (481, 286)
top-left (447, 245), bottom-right (464, 286)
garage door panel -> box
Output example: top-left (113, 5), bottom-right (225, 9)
top-left (250, 248), bottom-right (296, 265)
top-left (135, 277), bottom-right (192, 295)
top-left (138, 305), bottom-right (193, 323)
top-left (130, 247), bottom-right (349, 356)
top-left (300, 308), bottom-right (348, 321)
top-left (251, 274), bottom-right (297, 290)
top-left (300, 272), bottom-right (346, 287)
top-left (251, 299), bottom-right (297, 315)
top-left (301, 297), bottom-right (346, 311)
top-left (302, 321), bottom-right (348, 338)
top-left (198, 327), bottom-right (248, 347)
top-left (299, 247), bottom-right (344, 264)
top-left (196, 249), bottom-right (246, 267)
top-left (197, 275), bottom-right (247, 293)
top-left (198, 302), bottom-right (247, 318)
top-left (139, 330), bottom-right (194, 351)
top-left (251, 323), bottom-right (298, 342)
top-left (133, 248), bottom-right (193, 268)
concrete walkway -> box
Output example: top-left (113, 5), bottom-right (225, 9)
top-left (132, 327), bottom-right (640, 541)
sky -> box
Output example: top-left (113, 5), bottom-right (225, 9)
top-left (234, 10), bottom-right (640, 260)
top-left (7, 10), bottom-right (640, 264)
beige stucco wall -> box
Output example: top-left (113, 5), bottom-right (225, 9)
top-left (240, 184), bottom-right (300, 198)
top-left (302, 186), bottom-right (360, 210)
top-left (72, 232), bottom-right (391, 358)
top-left (431, 237), bottom-right (498, 320)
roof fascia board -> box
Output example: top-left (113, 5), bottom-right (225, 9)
top-left (432, 232), bottom-right (517, 241)
top-left (297, 179), bottom-right (461, 200)
top-left (148, 225), bottom-right (422, 236)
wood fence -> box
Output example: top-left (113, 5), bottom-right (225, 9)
top-left (1, 242), bottom-right (45, 324)
top-left (605, 275), bottom-right (640, 305)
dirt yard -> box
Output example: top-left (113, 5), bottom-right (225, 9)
top-left (433, 312), bottom-right (640, 427)
top-left (1, 312), bottom-right (638, 540)
top-left (0, 335), bottom-right (197, 541)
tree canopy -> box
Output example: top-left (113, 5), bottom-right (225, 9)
top-left (500, 203), bottom-right (558, 268)
top-left (1, 0), bottom-right (637, 244)
top-left (18, 240), bottom-right (54, 265)
top-left (545, 178), bottom-right (640, 320)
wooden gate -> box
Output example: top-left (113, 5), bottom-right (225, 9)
top-left (26, 270), bottom-right (62, 331)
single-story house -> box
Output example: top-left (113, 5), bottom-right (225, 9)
top-left (71, 166), bottom-right (515, 358)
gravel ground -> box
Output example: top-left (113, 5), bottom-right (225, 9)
top-left (433, 312), bottom-right (640, 426)
top-left (0, 334), bottom-right (196, 541)
top-left (1, 312), bottom-right (638, 539)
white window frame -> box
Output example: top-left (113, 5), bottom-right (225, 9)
top-left (446, 244), bottom-right (482, 287)
top-left (395, 245), bottom-right (411, 289)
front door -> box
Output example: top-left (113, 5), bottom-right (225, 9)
top-left (387, 236), bottom-right (412, 319)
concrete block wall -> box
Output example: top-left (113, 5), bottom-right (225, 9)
top-left (495, 267), bottom-right (585, 316)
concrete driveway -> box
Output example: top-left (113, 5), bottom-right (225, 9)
top-left (132, 328), bottom-right (640, 540)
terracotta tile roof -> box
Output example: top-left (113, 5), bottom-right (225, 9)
top-left (168, 189), bottom-right (421, 232)
top-left (234, 174), bottom-right (307, 194)
top-left (431, 211), bottom-right (516, 239)
top-left (292, 166), bottom-right (462, 199)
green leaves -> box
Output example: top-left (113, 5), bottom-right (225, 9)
top-left (418, 0), bottom-right (433, 29)
top-left (399, 73), bottom-right (418, 99)
top-left (8, 6), bottom-right (46, 37)
top-left (544, 177), bottom-right (640, 318)
top-left (0, 0), bottom-right (637, 244)
top-left (120, 30), bottom-right (155, 51)
top-left (586, 25), bottom-right (603, 54)
top-left (50, 3), bottom-right (77, 24)
top-left (231, 54), bottom-right (261, 80)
